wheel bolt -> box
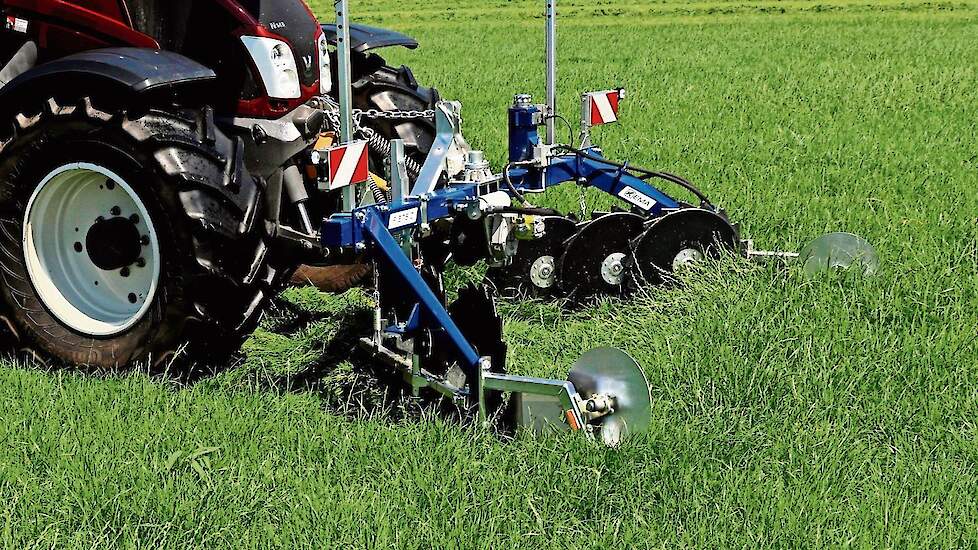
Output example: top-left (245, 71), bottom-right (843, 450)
top-left (73, 242), bottom-right (82, 253)
top-left (129, 214), bottom-right (139, 224)
top-left (110, 206), bottom-right (121, 216)
top-left (140, 235), bottom-right (149, 246)
top-left (135, 258), bottom-right (145, 268)
top-left (120, 267), bottom-right (130, 277)
top-left (105, 179), bottom-right (116, 190)
top-left (127, 293), bottom-right (137, 304)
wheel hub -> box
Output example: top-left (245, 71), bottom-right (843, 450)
top-left (600, 252), bottom-right (626, 285)
top-left (529, 255), bottom-right (556, 289)
top-left (85, 216), bottom-right (142, 271)
top-left (671, 247), bottom-right (706, 272)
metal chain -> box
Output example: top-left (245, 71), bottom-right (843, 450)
top-left (314, 97), bottom-right (426, 177)
top-left (353, 108), bottom-right (435, 121)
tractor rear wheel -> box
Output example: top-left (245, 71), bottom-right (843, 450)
top-left (0, 98), bottom-right (281, 368)
top-left (351, 53), bottom-right (439, 164)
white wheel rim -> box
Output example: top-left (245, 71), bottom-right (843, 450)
top-left (23, 162), bottom-right (161, 337)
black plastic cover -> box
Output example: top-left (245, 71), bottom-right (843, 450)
top-left (0, 48), bottom-right (215, 115)
top-left (321, 23), bottom-right (418, 53)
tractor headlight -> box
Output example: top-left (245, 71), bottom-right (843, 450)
top-left (240, 36), bottom-right (302, 100)
top-left (318, 33), bottom-right (331, 94)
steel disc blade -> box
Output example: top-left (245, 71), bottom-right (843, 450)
top-left (798, 232), bottom-right (878, 277)
top-left (568, 347), bottom-right (651, 446)
top-left (626, 208), bottom-right (738, 288)
top-left (487, 216), bottom-right (578, 297)
top-left (446, 284), bottom-right (509, 419)
top-left (557, 212), bottom-right (645, 301)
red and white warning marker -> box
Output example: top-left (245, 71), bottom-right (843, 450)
top-left (326, 140), bottom-right (369, 191)
top-left (584, 88), bottom-right (626, 126)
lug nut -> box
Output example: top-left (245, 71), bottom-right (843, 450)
top-left (127, 293), bottom-right (137, 304)
top-left (73, 242), bottom-right (82, 253)
top-left (135, 258), bottom-right (146, 268)
top-left (129, 214), bottom-right (139, 224)
top-left (110, 206), bottom-right (121, 216)
top-left (120, 267), bottom-right (130, 277)
top-left (140, 235), bottom-right (150, 246)
top-left (105, 179), bottom-right (116, 190)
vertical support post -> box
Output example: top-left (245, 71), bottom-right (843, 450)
top-left (579, 93), bottom-right (592, 149)
top-left (389, 139), bottom-right (409, 203)
top-left (545, 0), bottom-right (557, 145)
top-left (334, 0), bottom-right (356, 211)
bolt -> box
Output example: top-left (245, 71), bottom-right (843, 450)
top-left (129, 214), bottom-right (139, 224)
top-left (135, 258), bottom-right (146, 268)
top-left (120, 267), bottom-right (130, 277)
top-left (539, 265), bottom-right (553, 278)
top-left (140, 235), bottom-right (150, 246)
top-left (355, 242), bottom-right (366, 251)
top-left (612, 263), bottom-right (623, 275)
top-left (73, 242), bottom-right (83, 253)
top-left (110, 206), bottom-right (121, 216)
top-left (105, 179), bottom-right (115, 190)
top-left (127, 293), bottom-right (137, 304)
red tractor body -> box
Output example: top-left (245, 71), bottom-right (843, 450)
top-left (1, 0), bottom-right (324, 117)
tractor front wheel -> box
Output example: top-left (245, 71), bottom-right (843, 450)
top-left (0, 99), bottom-right (281, 368)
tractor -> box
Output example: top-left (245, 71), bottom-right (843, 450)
top-left (0, 0), bottom-right (875, 442)
top-left (0, 0), bottom-right (436, 365)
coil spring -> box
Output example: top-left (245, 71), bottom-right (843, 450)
top-left (369, 173), bottom-right (388, 205)
top-left (364, 131), bottom-right (423, 177)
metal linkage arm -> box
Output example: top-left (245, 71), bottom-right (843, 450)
top-left (359, 209), bottom-right (481, 369)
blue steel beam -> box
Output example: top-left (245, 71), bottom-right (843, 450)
top-left (359, 209), bottom-right (482, 369)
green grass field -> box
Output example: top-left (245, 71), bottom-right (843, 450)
top-left (2, 0), bottom-right (977, 546)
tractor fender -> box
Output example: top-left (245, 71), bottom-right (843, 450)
top-left (321, 24), bottom-right (418, 53)
top-left (0, 48), bottom-right (215, 117)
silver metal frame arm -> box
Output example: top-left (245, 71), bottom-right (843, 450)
top-left (334, 0), bottom-right (357, 211)
top-left (545, 0), bottom-right (557, 145)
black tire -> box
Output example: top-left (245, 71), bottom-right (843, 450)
top-left (348, 52), bottom-right (439, 166)
top-left (0, 97), bottom-right (284, 369)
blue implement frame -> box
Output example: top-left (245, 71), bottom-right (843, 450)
top-left (323, 150), bottom-right (679, 253)
top-left (323, 149), bottom-right (681, 376)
